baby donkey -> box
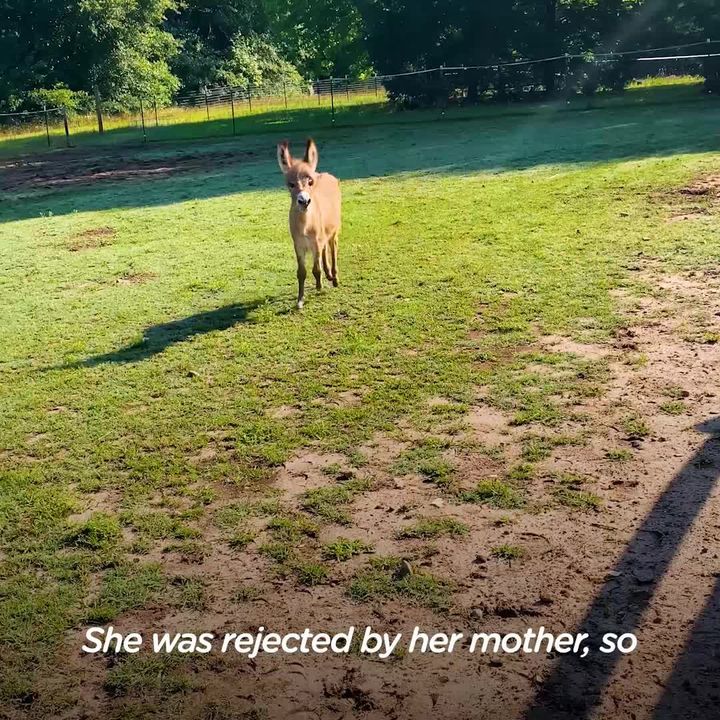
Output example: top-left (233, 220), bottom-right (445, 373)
top-left (277, 139), bottom-right (341, 309)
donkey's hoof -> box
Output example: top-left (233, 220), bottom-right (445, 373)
top-left (332, 278), bottom-right (339, 288)
top-left (296, 300), bottom-right (304, 310)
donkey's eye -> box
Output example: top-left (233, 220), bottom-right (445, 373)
top-left (287, 182), bottom-right (295, 189)
top-left (308, 178), bottom-right (314, 186)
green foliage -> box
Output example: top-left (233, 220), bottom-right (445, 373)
top-left (322, 537), bottom-right (373, 561)
top-left (396, 517), bottom-right (468, 540)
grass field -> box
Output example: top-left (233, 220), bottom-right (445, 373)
top-left (1, 82), bottom-right (720, 717)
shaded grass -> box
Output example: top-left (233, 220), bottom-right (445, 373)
top-left (396, 517), bottom-right (469, 540)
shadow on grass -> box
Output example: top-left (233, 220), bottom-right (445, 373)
top-left (526, 416), bottom-right (720, 719)
top-left (61, 299), bottom-right (269, 367)
top-left (1, 83), bottom-right (719, 225)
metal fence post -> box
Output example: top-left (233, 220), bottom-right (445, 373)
top-left (153, 99), bottom-right (159, 127)
top-left (63, 108), bottom-right (71, 147)
top-left (374, 75), bottom-right (379, 97)
top-left (204, 87), bottom-right (210, 120)
top-left (248, 85), bottom-right (253, 113)
top-left (329, 77), bottom-right (335, 122)
top-left (139, 97), bottom-right (147, 143)
top-left (345, 75), bottom-right (349, 100)
top-left (43, 104), bottom-right (51, 147)
top-left (317, 81), bottom-right (321, 105)
top-left (230, 87), bottom-right (236, 135)
top-left (283, 79), bottom-right (288, 110)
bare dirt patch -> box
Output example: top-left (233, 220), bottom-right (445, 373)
top-left (0, 148), bottom-right (256, 193)
top-left (66, 226), bottom-right (116, 251)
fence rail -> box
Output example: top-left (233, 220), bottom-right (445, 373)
top-left (1, 42), bottom-right (718, 154)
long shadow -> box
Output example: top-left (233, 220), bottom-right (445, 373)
top-left (59, 299), bottom-right (266, 368)
top-left (526, 417), bottom-right (720, 719)
top-left (1, 84), bottom-right (718, 225)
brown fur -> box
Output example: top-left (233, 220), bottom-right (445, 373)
top-left (277, 138), bottom-right (341, 309)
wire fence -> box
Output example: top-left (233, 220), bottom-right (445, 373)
top-left (1, 41), bottom-right (718, 153)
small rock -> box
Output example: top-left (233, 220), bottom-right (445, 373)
top-left (470, 608), bottom-right (484, 620)
top-left (430, 498), bottom-right (444, 508)
top-left (394, 479), bottom-right (405, 489)
top-left (393, 559), bottom-right (413, 580)
top-left (187, 370), bottom-right (200, 378)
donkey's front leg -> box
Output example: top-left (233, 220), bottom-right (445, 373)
top-left (295, 247), bottom-right (307, 309)
top-left (312, 245), bottom-right (322, 292)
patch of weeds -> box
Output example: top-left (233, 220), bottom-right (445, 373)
top-left (63, 512), bottom-right (121, 550)
top-left (660, 400), bottom-right (687, 416)
top-left (491, 544), bottom-right (525, 562)
top-left (321, 463), bottom-right (344, 476)
top-left (393, 438), bottom-right (455, 488)
top-left (121, 510), bottom-right (199, 541)
top-left (521, 434), bottom-right (583, 462)
top-left (322, 537), bottom-right (374, 561)
top-left (494, 515), bottom-right (514, 526)
top-left (605, 448), bottom-right (633, 461)
top-left (163, 540), bottom-right (206, 563)
top-left (232, 584), bottom-right (263, 603)
top-left (104, 655), bottom-right (193, 698)
top-left (171, 576), bottom-right (207, 610)
top-left (664, 386), bottom-right (689, 400)
top-left (86, 564), bottom-right (165, 623)
top-left (348, 557), bottom-right (453, 612)
top-left (458, 480), bottom-right (525, 509)
top-left (292, 561), bottom-right (330, 586)
top-left (301, 478), bottom-right (371, 524)
top-left (258, 541), bottom-right (293, 564)
top-left (267, 513), bottom-right (319, 541)
top-left (508, 463), bottom-right (534, 482)
top-left (553, 487), bottom-right (603, 512)
top-left (620, 415), bottom-right (650, 439)
top-left (552, 471), bottom-right (589, 488)
top-left (396, 517), bottom-right (468, 540)
top-left (213, 498), bottom-right (281, 530)
top-left (348, 450), bottom-right (369, 468)
top-left (228, 530), bottom-right (257, 550)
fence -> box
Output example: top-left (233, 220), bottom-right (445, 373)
top-left (1, 41), bottom-right (718, 154)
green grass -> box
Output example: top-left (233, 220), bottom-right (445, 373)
top-left (396, 517), bottom-right (469, 539)
top-left (1, 81), bottom-right (719, 707)
top-left (322, 537), bottom-right (374, 561)
top-left (348, 556), bottom-right (453, 611)
top-left (491, 544), bottom-right (526, 562)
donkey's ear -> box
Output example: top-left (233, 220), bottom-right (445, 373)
top-left (304, 138), bottom-right (318, 172)
top-left (277, 140), bottom-right (292, 174)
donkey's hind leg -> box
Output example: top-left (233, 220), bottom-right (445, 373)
top-left (329, 231), bottom-right (339, 287)
top-left (321, 245), bottom-right (333, 282)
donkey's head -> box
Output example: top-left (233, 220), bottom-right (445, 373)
top-left (277, 138), bottom-right (319, 213)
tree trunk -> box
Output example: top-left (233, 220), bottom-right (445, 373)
top-left (543, 0), bottom-right (558, 96)
top-left (93, 83), bottom-right (104, 134)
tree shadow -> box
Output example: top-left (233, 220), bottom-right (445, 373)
top-left (1, 83), bottom-right (718, 225)
top-left (525, 417), bottom-right (720, 719)
top-left (58, 299), bottom-right (269, 368)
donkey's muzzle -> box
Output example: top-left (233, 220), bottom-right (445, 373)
top-left (297, 191), bottom-right (311, 210)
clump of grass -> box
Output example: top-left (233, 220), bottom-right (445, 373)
top-left (659, 400), bottom-right (687, 416)
top-left (104, 656), bottom-right (193, 698)
top-left (348, 557), bottom-right (452, 612)
top-left (213, 498), bottom-right (281, 530)
top-left (392, 439), bottom-right (455, 488)
top-left (292, 561), bottom-right (330, 586)
top-left (396, 517), bottom-right (468, 540)
top-left (232, 584), bottom-right (263, 603)
top-left (458, 479), bottom-right (525, 509)
top-left (301, 478), bottom-right (371, 524)
top-left (664, 386), bottom-right (689, 400)
top-left (508, 463), bottom-right (534, 482)
top-left (521, 434), bottom-right (583, 462)
top-left (228, 530), bottom-right (257, 550)
top-left (258, 541), bottom-right (293, 564)
top-left (163, 540), bottom-right (206, 563)
top-left (348, 450), bottom-right (369, 468)
top-left (266, 513), bottom-right (319, 541)
top-left (491, 544), bottom-right (525, 562)
top-left (63, 512), bottom-right (122, 550)
top-left (621, 415), bottom-right (650, 439)
top-left (121, 510), bottom-right (199, 541)
top-left (172, 576), bottom-right (207, 610)
top-left (86, 564), bottom-right (165, 623)
top-left (605, 448), bottom-right (633, 461)
top-left (322, 537), bottom-right (373, 561)
top-left (552, 487), bottom-right (603, 512)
